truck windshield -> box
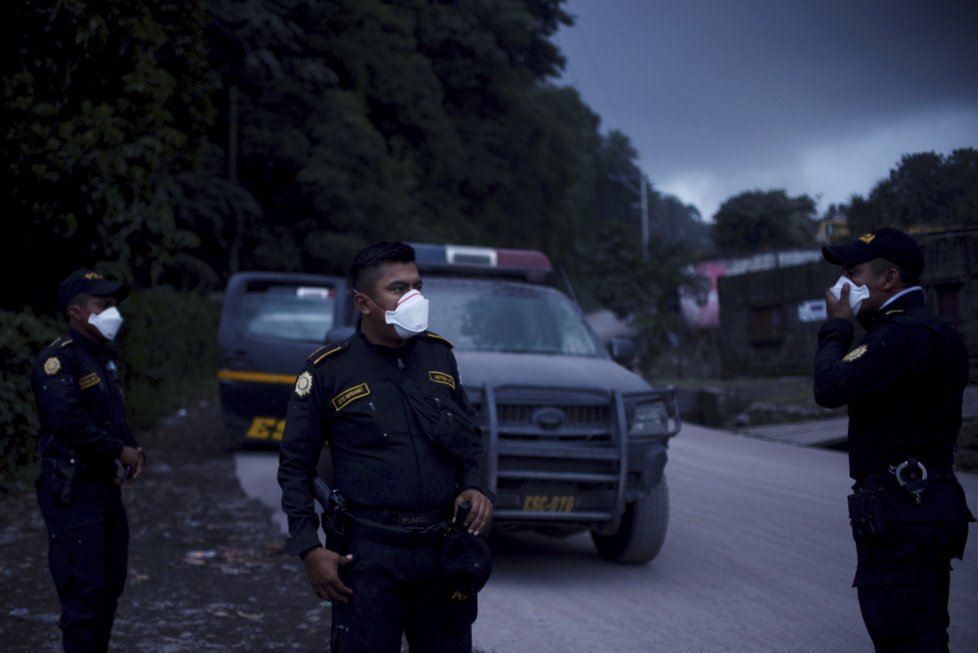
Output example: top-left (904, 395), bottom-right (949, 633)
top-left (240, 283), bottom-right (336, 343)
top-left (422, 277), bottom-right (605, 356)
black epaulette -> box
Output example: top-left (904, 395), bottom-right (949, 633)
top-left (308, 341), bottom-right (349, 366)
top-left (424, 331), bottom-right (453, 348)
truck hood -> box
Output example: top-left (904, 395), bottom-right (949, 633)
top-left (454, 351), bottom-right (654, 395)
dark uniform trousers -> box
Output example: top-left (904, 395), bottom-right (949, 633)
top-left (852, 475), bottom-right (971, 653)
top-left (35, 466), bottom-right (129, 653)
top-left (330, 537), bottom-right (475, 653)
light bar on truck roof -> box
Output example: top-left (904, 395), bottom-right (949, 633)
top-left (409, 242), bottom-right (553, 282)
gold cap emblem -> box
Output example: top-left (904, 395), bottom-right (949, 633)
top-left (858, 233), bottom-right (876, 244)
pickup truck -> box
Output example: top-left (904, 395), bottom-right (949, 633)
top-left (217, 243), bottom-right (681, 563)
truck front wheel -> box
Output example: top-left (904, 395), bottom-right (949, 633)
top-left (591, 476), bottom-right (669, 564)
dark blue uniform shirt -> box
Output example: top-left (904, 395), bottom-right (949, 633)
top-left (814, 290), bottom-right (968, 480)
top-left (32, 327), bottom-right (138, 466)
top-left (278, 331), bottom-right (488, 556)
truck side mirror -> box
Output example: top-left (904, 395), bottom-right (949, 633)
top-left (608, 336), bottom-right (635, 366)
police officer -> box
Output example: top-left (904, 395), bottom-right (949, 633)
top-left (33, 268), bottom-right (146, 653)
top-left (277, 242), bottom-right (493, 653)
top-left (813, 228), bottom-right (974, 652)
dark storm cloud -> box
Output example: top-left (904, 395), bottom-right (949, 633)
top-left (554, 0), bottom-right (978, 217)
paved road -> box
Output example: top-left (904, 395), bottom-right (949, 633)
top-left (235, 423), bottom-right (978, 652)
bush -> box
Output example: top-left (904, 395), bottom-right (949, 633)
top-left (117, 287), bottom-right (221, 430)
top-left (0, 309), bottom-right (61, 483)
top-left (0, 289), bottom-right (220, 485)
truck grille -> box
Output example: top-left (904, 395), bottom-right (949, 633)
top-left (496, 404), bottom-right (611, 428)
top-left (472, 401), bottom-right (615, 443)
top-left (473, 388), bottom-right (625, 520)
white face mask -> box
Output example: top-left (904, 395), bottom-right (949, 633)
top-left (88, 306), bottom-right (124, 340)
top-left (829, 276), bottom-right (870, 316)
top-left (384, 289), bottom-right (429, 339)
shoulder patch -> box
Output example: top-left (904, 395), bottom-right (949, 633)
top-left (308, 342), bottom-right (349, 366)
top-left (424, 332), bottom-right (453, 348)
top-left (294, 371), bottom-right (313, 398)
top-left (843, 344), bottom-right (868, 363)
top-left (43, 357), bottom-right (62, 375)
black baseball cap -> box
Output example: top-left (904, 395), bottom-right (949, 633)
top-left (57, 268), bottom-right (130, 311)
top-left (821, 227), bottom-right (924, 278)
top-left (437, 531), bottom-right (492, 600)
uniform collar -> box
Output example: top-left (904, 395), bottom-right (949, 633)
top-left (356, 330), bottom-right (418, 360)
top-left (880, 285), bottom-right (923, 311)
top-left (68, 326), bottom-right (115, 358)
top-left (858, 287), bottom-right (925, 329)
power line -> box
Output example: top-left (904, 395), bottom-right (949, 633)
top-left (571, 14), bottom-right (632, 138)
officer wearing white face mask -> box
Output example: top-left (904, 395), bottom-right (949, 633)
top-left (31, 268), bottom-right (145, 653)
top-left (814, 228), bottom-right (973, 652)
top-left (278, 242), bottom-right (493, 653)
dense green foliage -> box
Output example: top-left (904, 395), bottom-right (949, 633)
top-left (3, 0), bottom-right (217, 312)
top-left (0, 310), bottom-right (61, 482)
top-left (840, 148), bottom-right (978, 238)
top-left (3, 0), bottom-right (705, 310)
top-left (197, 0), bottom-right (648, 283)
top-left (115, 288), bottom-right (221, 430)
top-left (585, 220), bottom-right (698, 363)
top-left (711, 190), bottom-right (817, 255)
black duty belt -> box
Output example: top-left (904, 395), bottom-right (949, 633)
top-left (342, 506), bottom-right (454, 548)
top-left (856, 463), bottom-right (955, 494)
top-left (40, 455), bottom-right (113, 479)
top-left (348, 506), bottom-right (452, 528)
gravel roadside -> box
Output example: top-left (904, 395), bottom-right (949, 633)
top-left (0, 397), bottom-right (328, 653)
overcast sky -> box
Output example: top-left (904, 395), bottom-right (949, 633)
top-left (552, 0), bottom-right (978, 221)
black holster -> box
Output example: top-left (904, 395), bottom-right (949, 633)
top-left (847, 489), bottom-right (888, 540)
top-left (41, 456), bottom-right (80, 504)
top-left (322, 509), bottom-right (352, 555)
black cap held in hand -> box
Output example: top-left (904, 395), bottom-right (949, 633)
top-left (438, 532), bottom-right (492, 599)
top-left (821, 228), bottom-right (924, 278)
top-left (56, 269), bottom-right (130, 311)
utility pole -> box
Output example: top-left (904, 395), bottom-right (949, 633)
top-left (639, 172), bottom-right (649, 257)
top-left (610, 170), bottom-right (651, 259)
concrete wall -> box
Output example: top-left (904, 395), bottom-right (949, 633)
top-left (717, 261), bottom-right (837, 377)
top-left (919, 230), bottom-right (978, 383)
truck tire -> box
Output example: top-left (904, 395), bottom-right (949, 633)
top-left (591, 476), bottom-right (669, 564)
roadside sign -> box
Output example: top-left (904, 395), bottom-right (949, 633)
top-left (797, 299), bottom-right (827, 323)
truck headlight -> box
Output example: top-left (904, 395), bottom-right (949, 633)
top-left (628, 400), bottom-right (670, 438)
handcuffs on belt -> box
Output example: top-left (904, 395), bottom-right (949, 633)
top-left (889, 457), bottom-right (928, 504)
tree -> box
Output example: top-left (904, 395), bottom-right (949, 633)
top-left (710, 190), bottom-right (817, 255)
top-left (584, 220), bottom-right (696, 363)
top-left (198, 0), bottom-right (584, 278)
top-left (842, 148), bottom-right (978, 237)
top-left (2, 0), bottom-right (216, 311)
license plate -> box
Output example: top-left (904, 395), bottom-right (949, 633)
top-left (521, 494), bottom-right (576, 512)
